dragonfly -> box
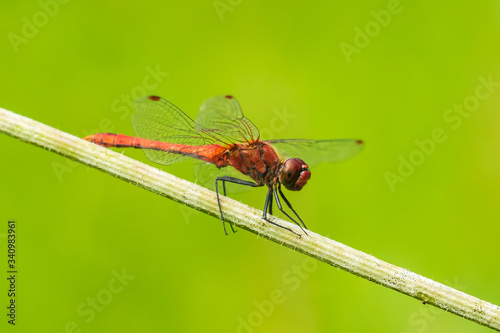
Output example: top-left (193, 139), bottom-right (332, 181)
top-left (84, 95), bottom-right (363, 236)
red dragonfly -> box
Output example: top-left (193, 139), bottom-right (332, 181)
top-left (85, 95), bottom-right (363, 236)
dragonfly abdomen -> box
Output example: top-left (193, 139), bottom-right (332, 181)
top-left (84, 133), bottom-right (228, 165)
top-left (84, 133), bottom-right (143, 148)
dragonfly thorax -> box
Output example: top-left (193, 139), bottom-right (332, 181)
top-left (278, 158), bottom-right (311, 191)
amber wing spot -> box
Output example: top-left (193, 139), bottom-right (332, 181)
top-left (356, 140), bottom-right (363, 145)
top-left (148, 95), bottom-right (161, 101)
top-left (224, 95), bottom-right (233, 99)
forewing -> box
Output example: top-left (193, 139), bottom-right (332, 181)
top-left (195, 95), bottom-right (260, 144)
top-left (267, 139), bottom-right (364, 168)
top-left (132, 96), bottom-right (217, 165)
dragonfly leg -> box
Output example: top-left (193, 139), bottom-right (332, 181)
top-left (262, 187), bottom-right (272, 220)
top-left (278, 183), bottom-right (307, 229)
top-left (268, 189), bottom-right (273, 216)
top-left (215, 176), bottom-right (261, 235)
top-left (221, 181), bottom-right (236, 233)
top-left (262, 187), bottom-right (300, 237)
top-left (273, 184), bottom-right (308, 235)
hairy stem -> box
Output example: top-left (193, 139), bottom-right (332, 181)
top-left (1, 106), bottom-right (499, 331)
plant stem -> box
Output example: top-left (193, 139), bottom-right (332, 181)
top-left (1, 106), bottom-right (499, 331)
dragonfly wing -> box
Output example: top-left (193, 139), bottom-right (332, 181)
top-left (195, 95), bottom-right (260, 144)
top-left (193, 162), bottom-right (254, 193)
top-left (267, 139), bottom-right (364, 168)
top-left (132, 96), bottom-right (218, 166)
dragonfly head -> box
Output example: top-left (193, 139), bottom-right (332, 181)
top-left (279, 158), bottom-right (311, 191)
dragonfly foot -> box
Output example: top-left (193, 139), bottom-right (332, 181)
top-left (221, 219), bottom-right (237, 235)
top-left (263, 218), bottom-right (301, 238)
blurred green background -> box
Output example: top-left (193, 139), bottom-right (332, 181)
top-left (1, 1), bottom-right (500, 332)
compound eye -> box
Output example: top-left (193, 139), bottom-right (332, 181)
top-left (279, 158), bottom-right (310, 191)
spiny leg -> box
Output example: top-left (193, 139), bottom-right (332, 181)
top-left (278, 183), bottom-right (307, 229)
top-left (273, 184), bottom-right (308, 235)
top-left (262, 187), bottom-right (300, 237)
top-left (215, 176), bottom-right (261, 235)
